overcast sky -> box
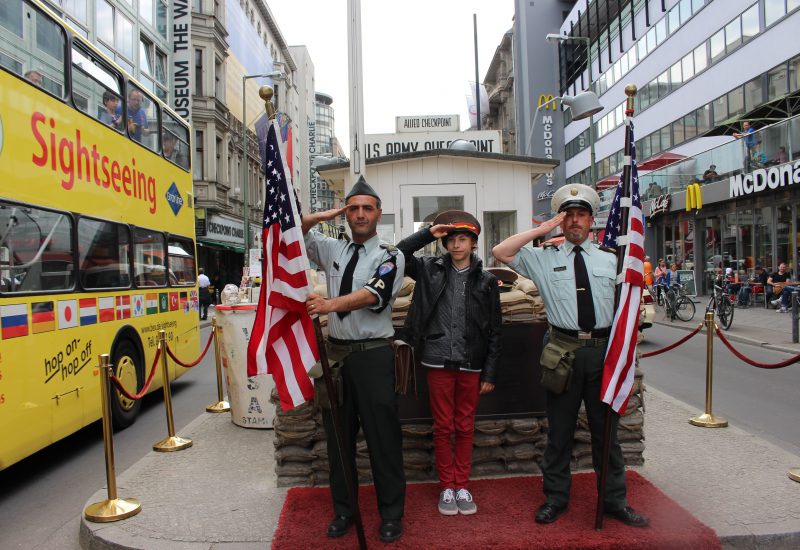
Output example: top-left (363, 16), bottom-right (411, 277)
top-left (268, 0), bottom-right (515, 152)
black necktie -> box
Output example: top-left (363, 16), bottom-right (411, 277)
top-left (337, 244), bottom-right (363, 319)
top-left (574, 246), bottom-right (596, 332)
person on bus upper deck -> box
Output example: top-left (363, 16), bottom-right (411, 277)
top-left (25, 69), bottom-right (44, 88)
top-left (117, 89), bottom-right (149, 142)
top-left (163, 132), bottom-right (187, 167)
top-left (99, 91), bottom-right (122, 129)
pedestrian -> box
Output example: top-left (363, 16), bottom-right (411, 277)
top-left (492, 183), bottom-right (649, 528)
top-left (397, 210), bottom-right (502, 517)
top-left (301, 177), bottom-right (406, 543)
top-left (643, 256), bottom-right (653, 288)
top-left (197, 268), bottom-right (211, 320)
top-left (701, 164), bottom-right (718, 183)
top-left (653, 258), bottom-right (667, 304)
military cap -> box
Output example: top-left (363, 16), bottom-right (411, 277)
top-left (487, 267), bottom-right (518, 292)
top-left (345, 175), bottom-right (380, 201)
top-left (551, 183), bottom-right (600, 215)
top-left (433, 210), bottom-right (481, 240)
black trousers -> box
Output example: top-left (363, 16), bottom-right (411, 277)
top-left (321, 345), bottom-right (405, 520)
top-left (541, 344), bottom-right (627, 510)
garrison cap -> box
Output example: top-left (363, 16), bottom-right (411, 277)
top-left (551, 183), bottom-right (600, 216)
top-left (433, 210), bottom-right (481, 240)
top-left (487, 267), bottom-right (518, 292)
top-left (345, 175), bottom-right (380, 202)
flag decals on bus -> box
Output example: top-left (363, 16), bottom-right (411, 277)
top-left (180, 292), bottom-right (188, 313)
top-left (79, 298), bottom-right (97, 326)
top-left (132, 295), bottom-right (145, 317)
top-left (58, 300), bottom-right (78, 329)
top-left (146, 293), bottom-right (158, 315)
top-left (98, 297), bottom-right (115, 323)
top-left (169, 292), bottom-right (180, 311)
top-left (31, 302), bottom-right (55, 334)
top-left (116, 295), bottom-right (131, 320)
top-left (1, 304), bottom-right (28, 339)
top-left (159, 293), bottom-right (169, 313)
top-left (190, 290), bottom-right (198, 312)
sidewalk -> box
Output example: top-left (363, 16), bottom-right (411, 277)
top-left (78, 389), bottom-right (800, 550)
top-left (652, 296), bottom-right (800, 354)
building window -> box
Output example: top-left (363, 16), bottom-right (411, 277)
top-left (741, 4), bottom-right (759, 42)
top-left (694, 43), bottom-right (708, 74)
top-left (727, 86), bottom-right (745, 117)
top-left (194, 49), bottom-right (203, 95)
top-left (139, 0), bottom-right (153, 26)
top-left (724, 18), bottom-right (742, 53)
top-left (216, 137), bottom-right (224, 182)
top-left (710, 29), bottom-right (725, 63)
top-left (194, 130), bottom-right (204, 180)
top-left (768, 64), bottom-right (788, 100)
top-left (744, 76), bottom-right (764, 112)
top-left (61, 0), bottom-right (88, 23)
top-left (765, 0), bottom-right (786, 27)
top-left (97, 0), bottom-right (134, 61)
top-left (156, 0), bottom-right (167, 38)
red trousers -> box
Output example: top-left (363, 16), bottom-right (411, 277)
top-left (427, 368), bottom-right (481, 490)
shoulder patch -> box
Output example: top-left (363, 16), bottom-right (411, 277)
top-left (598, 245), bottom-right (616, 254)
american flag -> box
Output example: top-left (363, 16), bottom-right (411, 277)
top-left (600, 119), bottom-right (645, 414)
top-left (247, 123), bottom-right (319, 410)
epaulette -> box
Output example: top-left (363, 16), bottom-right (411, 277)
top-left (598, 245), bottom-right (616, 254)
top-left (543, 242), bottom-right (559, 251)
top-left (380, 243), bottom-right (398, 255)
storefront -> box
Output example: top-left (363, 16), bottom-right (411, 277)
top-left (644, 161), bottom-right (800, 294)
top-left (195, 211), bottom-right (260, 293)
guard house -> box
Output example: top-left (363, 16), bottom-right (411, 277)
top-left (315, 145), bottom-right (559, 267)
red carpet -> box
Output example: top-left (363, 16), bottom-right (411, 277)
top-left (272, 471), bottom-right (720, 549)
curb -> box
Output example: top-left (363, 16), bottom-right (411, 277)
top-left (650, 317), bottom-right (799, 355)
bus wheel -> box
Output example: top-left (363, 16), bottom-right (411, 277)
top-left (111, 339), bottom-right (143, 429)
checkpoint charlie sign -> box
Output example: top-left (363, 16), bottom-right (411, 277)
top-left (396, 114), bottom-right (460, 133)
top-left (366, 130), bottom-right (502, 159)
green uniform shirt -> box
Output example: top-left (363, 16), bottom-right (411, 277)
top-left (509, 237), bottom-right (616, 330)
top-left (305, 231), bottom-right (404, 340)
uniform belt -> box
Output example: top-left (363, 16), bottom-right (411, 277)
top-left (550, 325), bottom-right (611, 347)
top-left (327, 337), bottom-right (392, 353)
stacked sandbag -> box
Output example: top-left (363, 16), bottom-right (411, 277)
top-left (391, 277), bottom-right (415, 328)
top-left (271, 369), bottom-right (646, 487)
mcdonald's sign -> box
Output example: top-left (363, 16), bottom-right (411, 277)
top-left (685, 183), bottom-right (703, 211)
top-left (537, 94), bottom-right (558, 110)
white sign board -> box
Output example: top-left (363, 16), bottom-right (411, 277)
top-left (396, 114), bottom-right (460, 133)
top-left (170, 0), bottom-right (192, 121)
top-left (365, 130), bottom-right (502, 159)
top-left (206, 214), bottom-right (245, 245)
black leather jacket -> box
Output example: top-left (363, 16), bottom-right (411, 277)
top-left (396, 227), bottom-right (502, 383)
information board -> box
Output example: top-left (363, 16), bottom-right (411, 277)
top-left (678, 270), bottom-right (696, 296)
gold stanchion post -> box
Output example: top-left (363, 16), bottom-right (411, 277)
top-left (206, 318), bottom-right (230, 412)
top-left (153, 330), bottom-right (193, 451)
top-left (84, 354), bottom-right (141, 522)
top-left (689, 312), bottom-right (728, 427)
top-left (789, 468), bottom-right (800, 482)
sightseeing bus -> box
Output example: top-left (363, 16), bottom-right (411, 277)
top-left (0, 0), bottom-right (198, 470)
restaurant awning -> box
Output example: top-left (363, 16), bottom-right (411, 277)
top-left (595, 175), bottom-right (619, 190)
top-left (637, 152), bottom-right (686, 171)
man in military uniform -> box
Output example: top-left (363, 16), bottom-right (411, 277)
top-left (492, 184), bottom-right (649, 528)
top-left (301, 176), bottom-right (406, 543)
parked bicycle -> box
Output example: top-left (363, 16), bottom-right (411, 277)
top-left (655, 283), bottom-right (696, 322)
top-left (706, 276), bottom-right (734, 330)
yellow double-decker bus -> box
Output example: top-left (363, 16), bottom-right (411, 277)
top-left (0, 0), bottom-right (199, 470)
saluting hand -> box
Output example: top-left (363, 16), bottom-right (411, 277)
top-left (429, 223), bottom-right (457, 238)
top-left (538, 212), bottom-right (566, 236)
top-left (316, 206), bottom-right (348, 222)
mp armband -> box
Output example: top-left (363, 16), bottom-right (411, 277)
top-left (364, 255), bottom-right (398, 311)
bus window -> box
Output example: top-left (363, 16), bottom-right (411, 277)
top-left (163, 111), bottom-right (190, 171)
top-left (0, 200), bottom-right (74, 293)
top-left (125, 83), bottom-right (160, 152)
top-left (168, 237), bottom-right (196, 286)
top-left (133, 227), bottom-right (166, 287)
top-left (71, 44), bottom-right (123, 131)
top-left (0, 1), bottom-right (67, 98)
top-left (78, 217), bottom-right (130, 289)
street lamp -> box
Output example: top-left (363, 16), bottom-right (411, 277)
top-left (241, 71), bottom-right (284, 268)
top-left (524, 90), bottom-right (602, 163)
top-left (544, 33), bottom-right (599, 186)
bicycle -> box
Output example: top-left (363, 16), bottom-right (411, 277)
top-left (660, 283), bottom-right (695, 322)
top-left (705, 277), bottom-right (734, 330)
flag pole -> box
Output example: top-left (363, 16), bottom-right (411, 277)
top-left (260, 87), bottom-right (367, 549)
top-left (595, 83), bottom-right (638, 530)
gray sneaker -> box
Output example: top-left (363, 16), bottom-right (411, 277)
top-left (455, 488), bottom-right (477, 515)
top-left (438, 488), bottom-right (457, 515)
top-left (771, 298), bottom-right (782, 307)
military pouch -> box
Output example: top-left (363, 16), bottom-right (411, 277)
top-left (392, 339), bottom-right (416, 396)
top-left (539, 339), bottom-right (577, 394)
top-left (314, 363), bottom-right (344, 409)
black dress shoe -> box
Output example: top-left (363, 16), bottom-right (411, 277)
top-left (327, 515), bottom-right (352, 538)
top-left (535, 502), bottom-right (567, 524)
top-left (605, 505), bottom-right (650, 527)
top-left (379, 520), bottom-right (402, 543)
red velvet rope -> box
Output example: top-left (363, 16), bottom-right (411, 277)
top-left (639, 322), bottom-right (705, 358)
top-left (714, 325), bottom-right (800, 369)
top-left (110, 346), bottom-right (161, 400)
top-left (165, 329), bottom-right (215, 368)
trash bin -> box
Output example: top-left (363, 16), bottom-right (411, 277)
top-left (215, 304), bottom-right (275, 429)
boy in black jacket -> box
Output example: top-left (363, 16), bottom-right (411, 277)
top-left (397, 210), bottom-right (502, 516)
